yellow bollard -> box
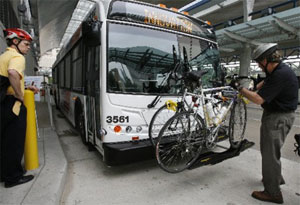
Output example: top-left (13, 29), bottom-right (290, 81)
top-left (24, 90), bottom-right (39, 170)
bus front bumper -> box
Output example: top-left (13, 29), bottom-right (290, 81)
top-left (103, 139), bottom-right (154, 166)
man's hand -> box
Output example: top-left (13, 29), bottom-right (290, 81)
top-left (229, 78), bottom-right (249, 91)
top-left (256, 80), bottom-right (264, 90)
top-left (26, 85), bottom-right (39, 94)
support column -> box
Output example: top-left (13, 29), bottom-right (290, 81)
top-left (243, 0), bottom-right (255, 22)
top-left (239, 44), bottom-right (252, 76)
top-left (240, 0), bottom-right (255, 76)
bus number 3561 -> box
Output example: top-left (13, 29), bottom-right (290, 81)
top-left (106, 116), bottom-right (129, 123)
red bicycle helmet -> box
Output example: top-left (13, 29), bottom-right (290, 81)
top-left (3, 28), bottom-right (32, 41)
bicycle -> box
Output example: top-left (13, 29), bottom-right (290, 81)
top-left (155, 71), bottom-right (251, 173)
top-left (148, 46), bottom-right (214, 148)
top-left (148, 69), bottom-right (224, 147)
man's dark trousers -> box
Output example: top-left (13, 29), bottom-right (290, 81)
top-left (0, 96), bottom-right (27, 183)
top-left (260, 109), bottom-right (295, 195)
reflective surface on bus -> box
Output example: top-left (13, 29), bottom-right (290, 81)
top-left (108, 23), bottom-right (222, 95)
top-left (108, 0), bottom-right (215, 40)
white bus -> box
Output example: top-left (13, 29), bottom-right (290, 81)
top-left (52, 0), bottom-right (223, 165)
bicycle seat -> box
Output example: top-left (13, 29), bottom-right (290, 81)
top-left (185, 70), bottom-right (208, 82)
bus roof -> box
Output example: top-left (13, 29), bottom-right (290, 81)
top-left (53, 0), bottom-right (216, 69)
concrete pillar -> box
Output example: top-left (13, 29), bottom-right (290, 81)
top-left (25, 50), bottom-right (37, 76)
top-left (0, 22), bottom-right (6, 53)
top-left (239, 44), bottom-right (251, 76)
top-left (240, 0), bottom-right (255, 76)
top-left (243, 0), bottom-right (255, 22)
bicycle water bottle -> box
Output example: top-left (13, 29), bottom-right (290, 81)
top-left (206, 102), bottom-right (216, 124)
top-left (216, 106), bottom-right (228, 124)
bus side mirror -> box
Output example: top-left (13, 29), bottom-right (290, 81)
top-left (82, 20), bottom-right (102, 46)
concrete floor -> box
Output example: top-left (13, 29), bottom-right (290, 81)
top-left (1, 101), bottom-right (298, 205)
top-left (54, 105), bottom-right (300, 205)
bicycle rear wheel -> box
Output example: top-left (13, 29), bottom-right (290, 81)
top-left (229, 98), bottom-right (247, 148)
top-left (155, 111), bottom-right (205, 173)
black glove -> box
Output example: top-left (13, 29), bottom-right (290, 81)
top-left (229, 79), bottom-right (240, 90)
top-left (230, 79), bottom-right (247, 91)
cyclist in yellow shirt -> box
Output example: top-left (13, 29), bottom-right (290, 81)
top-left (0, 28), bottom-right (38, 188)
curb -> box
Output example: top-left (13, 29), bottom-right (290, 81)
top-left (22, 128), bottom-right (67, 205)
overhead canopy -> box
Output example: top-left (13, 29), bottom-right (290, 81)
top-left (217, 7), bottom-right (300, 57)
top-left (180, 0), bottom-right (300, 57)
top-left (29, 0), bottom-right (78, 55)
top-left (28, 0), bottom-right (192, 56)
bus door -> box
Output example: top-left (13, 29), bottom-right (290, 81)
top-left (85, 46), bottom-right (101, 145)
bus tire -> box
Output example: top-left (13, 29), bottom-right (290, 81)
top-left (75, 104), bottom-right (87, 145)
top-left (87, 142), bottom-right (95, 152)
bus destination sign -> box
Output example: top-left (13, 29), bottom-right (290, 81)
top-left (108, 0), bottom-right (215, 40)
top-left (144, 9), bottom-right (193, 33)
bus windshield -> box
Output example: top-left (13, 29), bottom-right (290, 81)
top-left (108, 23), bottom-right (222, 94)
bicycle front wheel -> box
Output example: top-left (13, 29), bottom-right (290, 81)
top-left (149, 104), bottom-right (178, 147)
top-left (155, 111), bottom-right (205, 173)
top-left (229, 98), bottom-right (247, 148)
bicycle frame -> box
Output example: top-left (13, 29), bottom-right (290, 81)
top-left (183, 83), bottom-right (238, 148)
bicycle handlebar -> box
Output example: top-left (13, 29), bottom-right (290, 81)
top-left (225, 75), bottom-right (256, 81)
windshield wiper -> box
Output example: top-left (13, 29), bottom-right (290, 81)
top-left (148, 45), bottom-right (179, 108)
top-left (182, 46), bottom-right (191, 73)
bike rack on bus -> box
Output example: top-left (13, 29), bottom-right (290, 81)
top-left (188, 139), bottom-right (255, 170)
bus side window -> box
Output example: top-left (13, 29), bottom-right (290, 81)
top-left (59, 61), bottom-right (65, 88)
top-left (53, 67), bottom-right (56, 84)
top-left (72, 42), bottom-right (83, 93)
top-left (65, 54), bottom-right (71, 89)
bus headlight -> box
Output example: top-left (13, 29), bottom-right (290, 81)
top-left (126, 126), bottom-right (132, 133)
top-left (136, 126), bottom-right (142, 133)
top-left (99, 128), bottom-right (107, 136)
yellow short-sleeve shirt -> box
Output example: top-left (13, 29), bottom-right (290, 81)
top-left (0, 47), bottom-right (25, 96)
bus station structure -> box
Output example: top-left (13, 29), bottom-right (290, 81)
top-left (0, 0), bottom-right (299, 204)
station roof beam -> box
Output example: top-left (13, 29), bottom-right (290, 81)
top-left (270, 16), bottom-right (300, 38)
top-left (216, 6), bottom-right (300, 57)
top-left (223, 30), bottom-right (260, 46)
